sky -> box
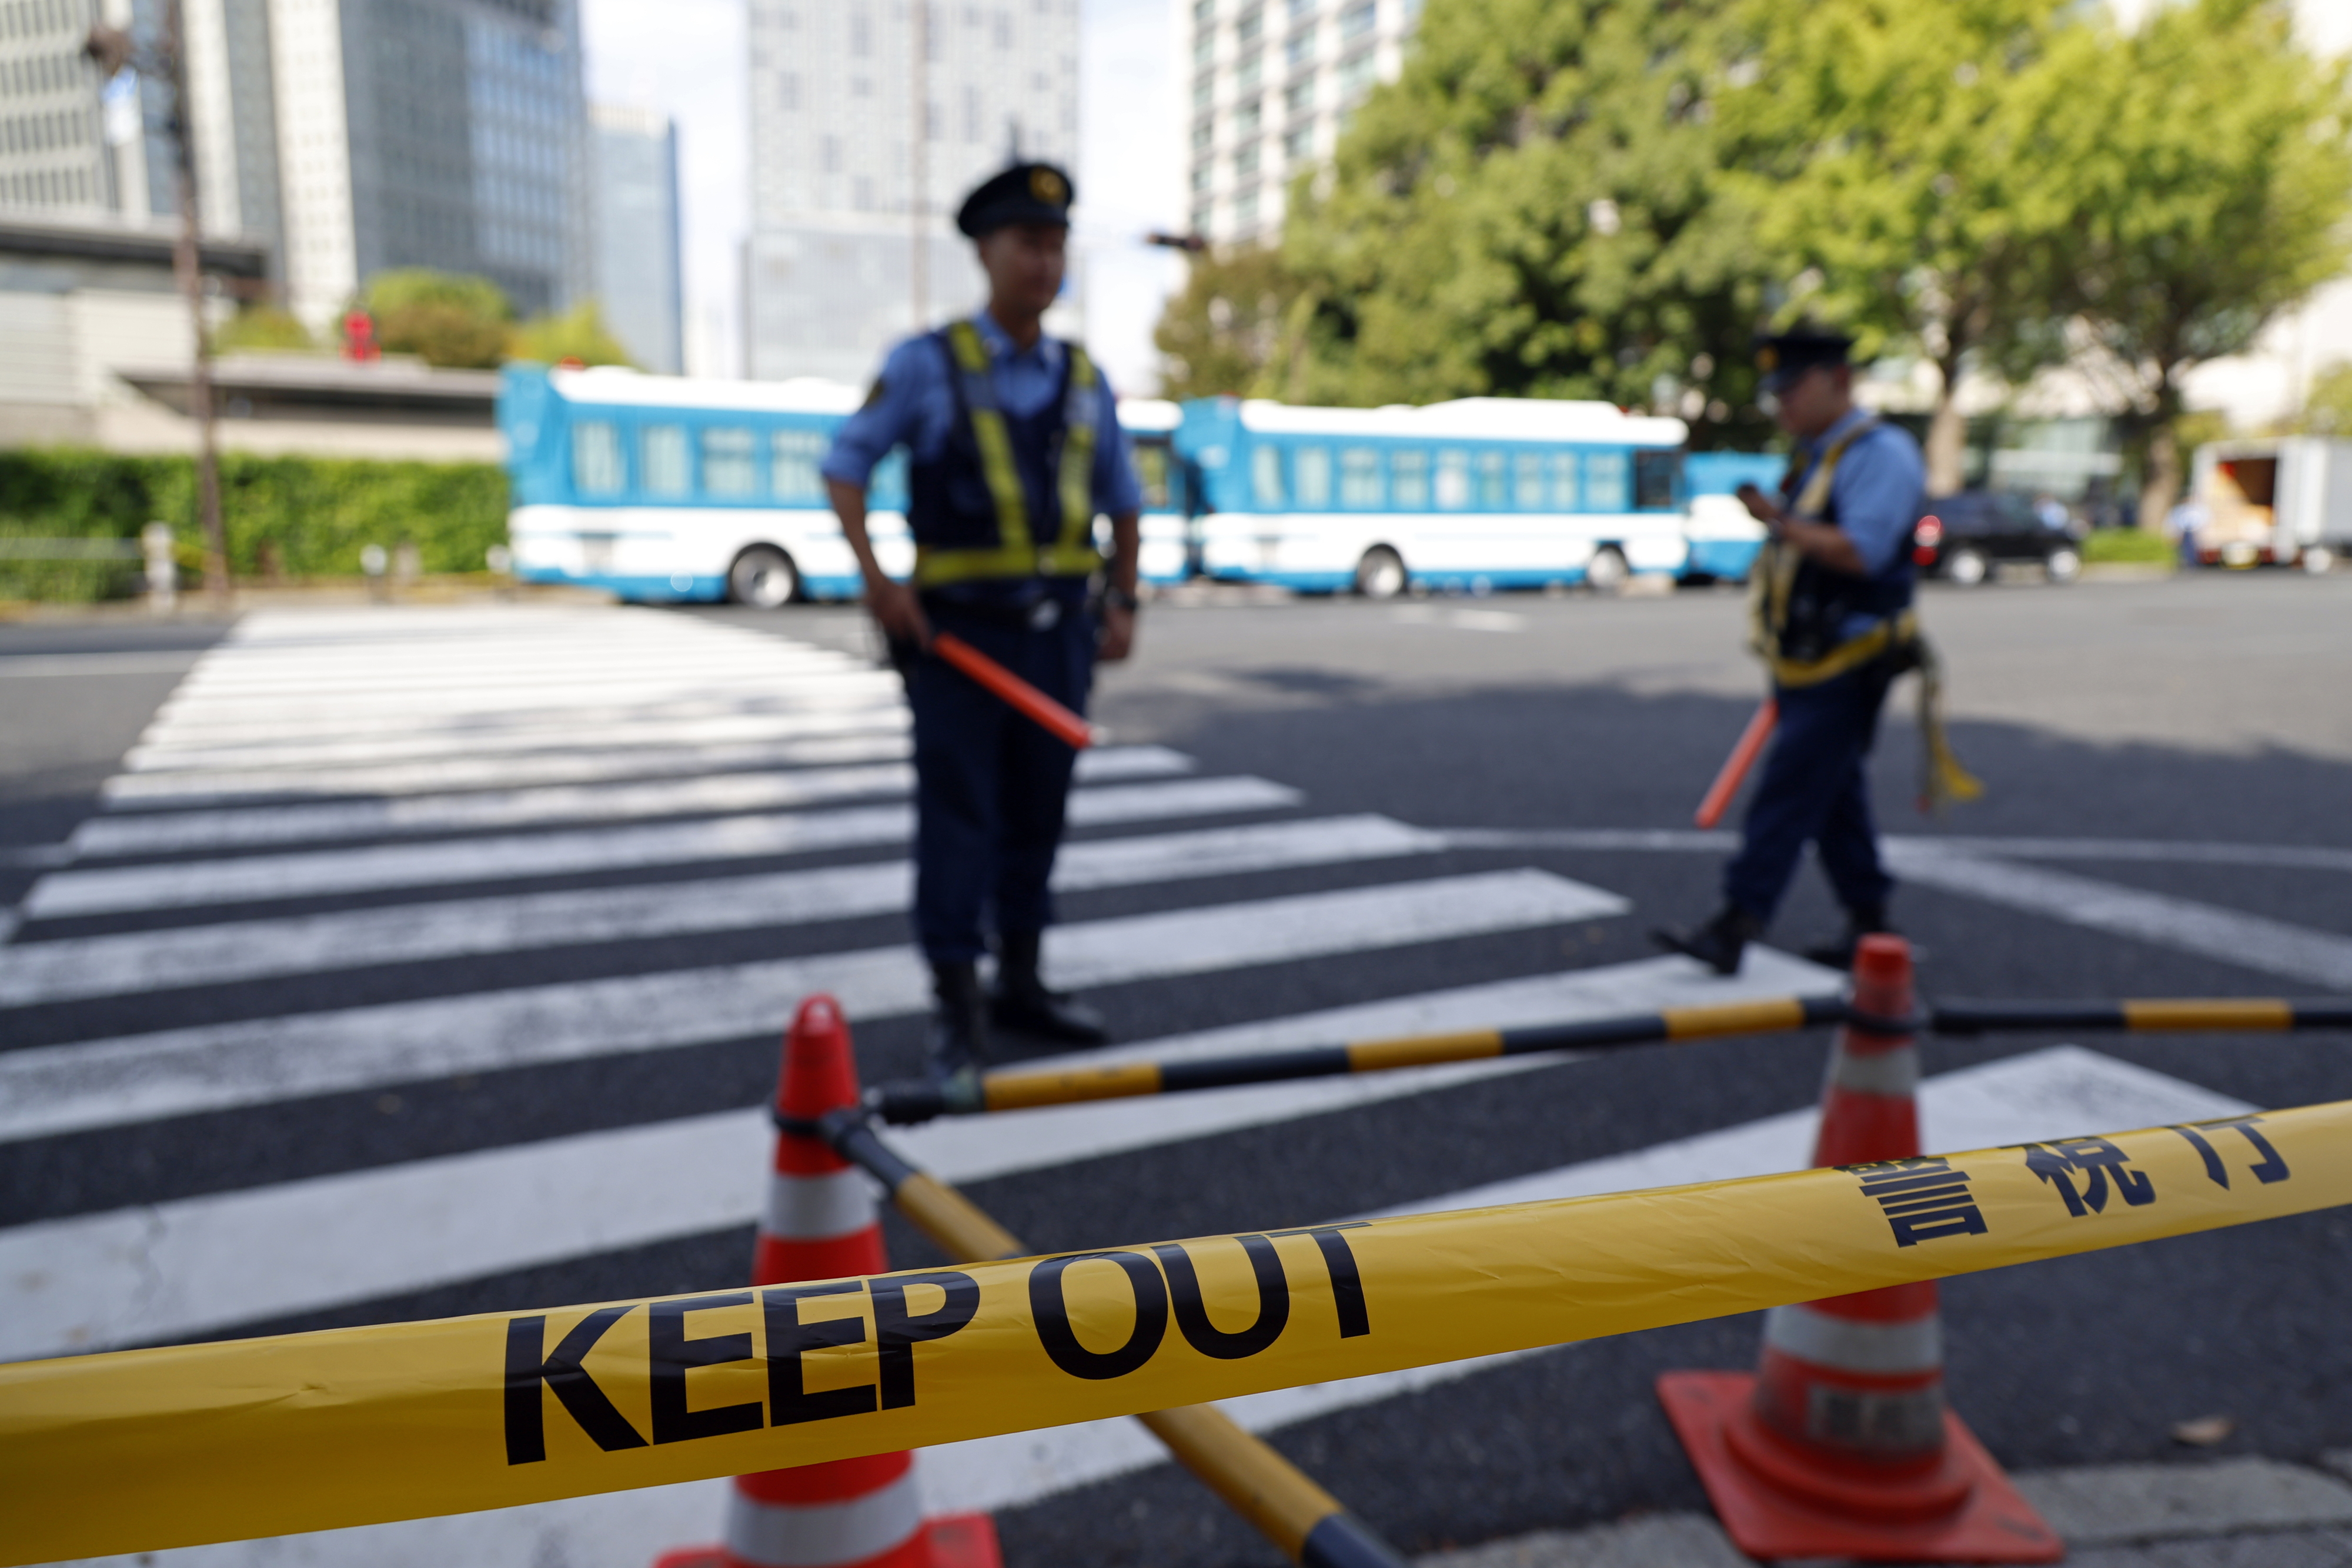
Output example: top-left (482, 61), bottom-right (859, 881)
top-left (578, 0), bottom-right (1187, 393)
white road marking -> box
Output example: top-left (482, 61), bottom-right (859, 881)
top-left (100, 730), bottom-right (917, 806)
top-left (0, 816), bottom-right (1445, 1007)
top-left (0, 948), bottom-right (1816, 1360)
top-left (0, 869), bottom-right (1625, 1145)
top-left (1439, 827), bottom-right (2352, 877)
top-left (23, 775), bottom-right (1296, 919)
top-left (1886, 847), bottom-right (2352, 991)
top-left (68, 746), bottom-right (1192, 857)
top-left (123, 706), bottom-right (911, 775)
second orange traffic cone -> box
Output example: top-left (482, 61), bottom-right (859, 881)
top-left (1656, 937), bottom-right (2063, 1563)
top-left (653, 995), bottom-right (1001, 1568)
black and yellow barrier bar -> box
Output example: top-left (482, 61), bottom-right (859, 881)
top-left (870, 994), bottom-right (2352, 1123)
top-left (827, 1110), bottom-right (1408, 1568)
top-left (873, 994), bottom-right (1847, 1122)
top-left (1930, 997), bottom-right (2352, 1035)
top-left (4, 1099), bottom-right (2346, 1566)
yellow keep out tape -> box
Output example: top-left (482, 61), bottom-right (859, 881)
top-left (3, 1102), bottom-right (2344, 1564)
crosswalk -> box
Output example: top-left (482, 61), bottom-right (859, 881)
top-left (0, 604), bottom-right (2264, 1567)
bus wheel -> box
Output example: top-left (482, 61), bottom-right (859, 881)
top-left (1585, 546), bottom-right (1629, 596)
top-left (1354, 546), bottom-right (1407, 600)
top-left (727, 546), bottom-right (799, 607)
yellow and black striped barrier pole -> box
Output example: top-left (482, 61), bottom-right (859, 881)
top-left (821, 1109), bottom-right (1411, 1568)
top-left (870, 995), bottom-right (2352, 1124)
top-left (873, 994), bottom-right (1847, 1122)
top-left (4, 1097), bottom-right (2347, 1566)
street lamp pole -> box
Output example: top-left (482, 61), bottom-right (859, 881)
top-left (89, 2), bottom-right (229, 610)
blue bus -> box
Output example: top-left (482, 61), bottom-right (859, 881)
top-left (497, 365), bottom-right (1194, 606)
top-left (1177, 395), bottom-right (1693, 596)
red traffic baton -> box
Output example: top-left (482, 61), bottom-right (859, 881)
top-left (1694, 698), bottom-right (1776, 828)
top-left (931, 631), bottom-right (1102, 750)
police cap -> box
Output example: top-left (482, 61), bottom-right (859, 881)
top-left (1755, 326), bottom-right (1854, 393)
top-left (956, 162), bottom-right (1075, 238)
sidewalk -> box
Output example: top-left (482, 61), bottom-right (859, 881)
top-left (1423, 1455), bottom-right (2352, 1566)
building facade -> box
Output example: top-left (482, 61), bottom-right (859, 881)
top-left (743, 0), bottom-right (1078, 383)
top-left (590, 101), bottom-right (681, 373)
top-left (1177, 0), bottom-right (1417, 246)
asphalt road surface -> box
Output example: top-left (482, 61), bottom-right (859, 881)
top-left (2, 571), bottom-right (2348, 1568)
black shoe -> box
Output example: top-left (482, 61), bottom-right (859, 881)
top-left (990, 930), bottom-right (1111, 1045)
top-left (1803, 907), bottom-right (1895, 971)
top-left (1651, 906), bottom-right (1767, 977)
top-left (926, 960), bottom-right (990, 1081)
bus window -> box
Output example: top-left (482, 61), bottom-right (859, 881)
top-left (1550, 452), bottom-right (1579, 510)
top-left (1295, 444), bottom-right (1332, 507)
top-left (1374, 446), bottom-right (1411, 503)
top-left (1134, 442), bottom-right (1173, 509)
top-left (1476, 450), bottom-right (1508, 508)
top-left (1351, 447), bottom-right (1394, 507)
top-left (772, 429), bottom-right (827, 502)
top-left (1586, 450), bottom-right (1629, 511)
top-left (1252, 444), bottom-right (1286, 506)
top-left (1633, 449), bottom-right (1680, 510)
top-left (1435, 449), bottom-right (1471, 509)
top-left (703, 428), bottom-right (758, 497)
top-left (1515, 452), bottom-right (1545, 509)
top-left (573, 421), bottom-right (625, 496)
top-left (643, 425), bottom-right (691, 497)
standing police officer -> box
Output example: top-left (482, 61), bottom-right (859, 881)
top-left (1656, 327), bottom-right (1970, 975)
top-left (823, 162), bottom-right (1143, 1082)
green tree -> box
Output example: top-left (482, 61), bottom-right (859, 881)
top-left (356, 270), bottom-right (515, 369)
top-left (511, 302), bottom-right (636, 368)
top-left (1271, 0), bottom-right (1780, 447)
top-left (213, 304), bottom-right (316, 354)
top-left (1152, 245), bottom-right (1311, 400)
top-left (2067, 0), bottom-right (2352, 527)
top-left (1719, 0), bottom-right (2097, 494)
top-left (2293, 361), bottom-right (2352, 436)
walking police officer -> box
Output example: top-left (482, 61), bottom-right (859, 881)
top-left (823, 162), bottom-right (1143, 1081)
top-left (1657, 327), bottom-right (1974, 975)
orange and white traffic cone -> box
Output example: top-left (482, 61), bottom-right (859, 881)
top-left (1656, 937), bottom-right (2063, 1563)
top-left (654, 995), bottom-right (1001, 1568)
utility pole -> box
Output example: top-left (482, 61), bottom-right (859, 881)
top-left (910, 0), bottom-right (928, 332)
top-left (89, 8), bottom-right (229, 610)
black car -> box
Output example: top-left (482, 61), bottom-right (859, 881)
top-left (1912, 492), bottom-right (2083, 586)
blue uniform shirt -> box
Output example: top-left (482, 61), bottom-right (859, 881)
top-left (822, 310), bottom-right (1144, 519)
top-left (1790, 408), bottom-right (1925, 635)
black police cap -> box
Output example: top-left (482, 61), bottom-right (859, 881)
top-left (956, 162), bottom-right (1075, 238)
top-left (1756, 326), bottom-right (1855, 393)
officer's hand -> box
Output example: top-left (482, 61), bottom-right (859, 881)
top-left (1098, 603), bottom-right (1136, 663)
top-left (1736, 483), bottom-right (1783, 527)
top-left (865, 577), bottom-right (930, 647)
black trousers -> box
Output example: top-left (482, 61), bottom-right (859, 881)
top-left (1722, 661), bottom-right (1897, 922)
top-left (906, 592), bottom-right (1097, 965)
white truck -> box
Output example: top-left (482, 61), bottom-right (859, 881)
top-left (2188, 437), bottom-right (2352, 571)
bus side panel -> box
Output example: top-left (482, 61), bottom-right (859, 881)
top-left (509, 504), bottom-right (906, 603)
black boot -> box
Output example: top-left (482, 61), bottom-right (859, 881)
top-left (1651, 905), bottom-right (1767, 977)
top-left (1803, 905), bottom-right (1895, 971)
top-left (990, 930), bottom-right (1111, 1045)
top-left (926, 961), bottom-right (990, 1084)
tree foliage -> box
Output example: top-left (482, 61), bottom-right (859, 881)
top-left (213, 305), bottom-right (317, 354)
top-left (356, 270), bottom-right (516, 369)
top-left (510, 302), bottom-right (637, 369)
top-left (1151, 245), bottom-right (1309, 400)
top-left (1272, 0), bottom-right (1779, 447)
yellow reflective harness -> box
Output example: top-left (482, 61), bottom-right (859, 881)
top-left (1748, 420), bottom-right (1983, 811)
top-left (911, 319), bottom-right (1104, 589)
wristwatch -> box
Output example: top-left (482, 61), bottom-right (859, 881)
top-left (1102, 587), bottom-right (1141, 611)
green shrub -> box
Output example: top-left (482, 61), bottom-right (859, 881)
top-left (2083, 527), bottom-right (2176, 565)
top-left (0, 447), bottom-right (509, 600)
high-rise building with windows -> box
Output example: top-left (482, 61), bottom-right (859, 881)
top-left (743, 0), bottom-right (1078, 383)
top-left (590, 102), bottom-right (682, 373)
top-left (1178, 0), bottom-right (1418, 246)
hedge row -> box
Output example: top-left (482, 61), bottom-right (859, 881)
top-left (0, 448), bottom-right (509, 600)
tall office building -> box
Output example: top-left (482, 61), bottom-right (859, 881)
top-left (590, 102), bottom-right (682, 373)
top-left (0, 0), bottom-right (120, 213)
top-left (743, 0), bottom-right (1078, 383)
top-left (1179, 0), bottom-right (1418, 246)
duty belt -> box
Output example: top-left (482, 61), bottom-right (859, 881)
top-left (913, 319), bottom-right (1105, 589)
